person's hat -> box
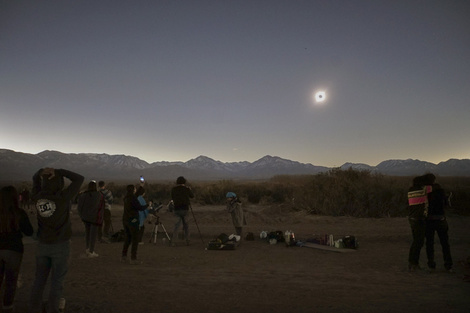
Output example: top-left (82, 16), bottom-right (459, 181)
top-left (226, 192), bottom-right (236, 198)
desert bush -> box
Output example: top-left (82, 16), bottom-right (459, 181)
top-left (238, 182), bottom-right (269, 204)
top-left (290, 170), bottom-right (413, 217)
top-left (14, 170), bottom-right (470, 217)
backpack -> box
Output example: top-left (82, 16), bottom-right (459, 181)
top-left (110, 229), bottom-right (126, 242)
top-left (267, 231), bottom-right (284, 242)
top-left (216, 233), bottom-right (229, 244)
top-left (342, 235), bottom-right (358, 249)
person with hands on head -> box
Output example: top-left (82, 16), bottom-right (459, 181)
top-left (29, 167), bottom-right (84, 313)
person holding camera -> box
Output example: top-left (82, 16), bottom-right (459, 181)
top-left (121, 184), bottom-right (147, 264)
top-left (29, 167), bottom-right (84, 313)
top-left (170, 176), bottom-right (194, 246)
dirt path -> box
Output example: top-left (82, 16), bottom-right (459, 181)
top-left (11, 205), bottom-right (470, 312)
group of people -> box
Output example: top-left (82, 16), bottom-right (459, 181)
top-left (407, 173), bottom-right (453, 272)
top-left (0, 168), bottom-right (85, 313)
top-left (0, 168), bottom-right (110, 312)
top-left (120, 176), bottom-right (247, 263)
top-left (2, 167), bottom-right (457, 311)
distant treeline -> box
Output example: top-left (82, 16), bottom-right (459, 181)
top-left (15, 169), bottom-right (470, 217)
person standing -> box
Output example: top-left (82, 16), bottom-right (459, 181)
top-left (170, 176), bottom-right (194, 246)
top-left (29, 168), bottom-right (84, 313)
top-left (20, 188), bottom-right (32, 213)
top-left (407, 174), bottom-right (433, 272)
top-left (77, 181), bottom-right (104, 258)
top-left (97, 181), bottom-right (113, 243)
top-left (0, 186), bottom-right (34, 313)
top-left (226, 192), bottom-right (246, 238)
top-left (135, 186), bottom-right (149, 245)
top-left (121, 184), bottom-right (147, 265)
top-left (425, 182), bottom-right (453, 272)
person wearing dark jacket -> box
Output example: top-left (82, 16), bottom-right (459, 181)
top-left (0, 186), bottom-right (34, 313)
top-left (170, 176), bottom-right (194, 246)
top-left (425, 183), bottom-right (453, 272)
top-left (77, 181), bottom-right (104, 258)
top-left (407, 174), bottom-right (434, 272)
top-left (121, 184), bottom-right (147, 264)
top-left (29, 168), bottom-right (84, 313)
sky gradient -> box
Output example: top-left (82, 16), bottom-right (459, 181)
top-left (1, 1), bottom-right (469, 167)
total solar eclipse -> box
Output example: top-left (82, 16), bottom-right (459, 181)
top-left (314, 91), bottom-right (326, 103)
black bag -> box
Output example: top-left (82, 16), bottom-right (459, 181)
top-left (342, 235), bottom-right (358, 249)
top-left (217, 233), bottom-right (229, 244)
top-left (129, 217), bottom-right (139, 228)
top-left (110, 229), bottom-right (126, 242)
top-left (206, 240), bottom-right (236, 250)
top-left (267, 231), bottom-right (284, 242)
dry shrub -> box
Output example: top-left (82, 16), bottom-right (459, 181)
top-left (17, 170), bottom-right (469, 217)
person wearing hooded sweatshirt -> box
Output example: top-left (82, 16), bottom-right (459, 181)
top-left (226, 192), bottom-right (246, 238)
top-left (77, 180), bottom-right (104, 258)
top-left (29, 167), bottom-right (84, 313)
top-left (0, 186), bottom-right (34, 313)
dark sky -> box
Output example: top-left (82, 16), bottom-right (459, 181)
top-left (1, 0), bottom-right (469, 166)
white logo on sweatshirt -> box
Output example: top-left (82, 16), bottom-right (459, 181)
top-left (36, 199), bottom-right (57, 218)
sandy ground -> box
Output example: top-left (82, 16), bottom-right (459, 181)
top-left (9, 204), bottom-right (470, 313)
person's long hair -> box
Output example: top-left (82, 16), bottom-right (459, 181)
top-left (0, 186), bottom-right (21, 233)
top-left (136, 186), bottom-right (145, 197)
top-left (124, 184), bottom-right (135, 200)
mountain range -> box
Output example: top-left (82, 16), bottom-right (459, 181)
top-left (1, 149), bottom-right (469, 182)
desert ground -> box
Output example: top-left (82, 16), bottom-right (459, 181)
top-left (9, 204), bottom-right (470, 313)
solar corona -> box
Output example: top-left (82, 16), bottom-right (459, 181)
top-left (314, 91), bottom-right (326, 103)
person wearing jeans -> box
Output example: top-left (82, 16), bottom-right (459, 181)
top-left (170, 177), bottom-right (194, 246)
top-left (29, 242), bottom-right (70, 312)
top-left (425, 183), bottom-right (453, 272)
top-left (29, 168), bottom-right (84, 313)
top-left (98, 181), bottom-right (113, 242)
top-left (77, 181), bottom-right (104, 257)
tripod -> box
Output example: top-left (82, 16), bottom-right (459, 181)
top-left (148, 214), bottom-right (171, 244)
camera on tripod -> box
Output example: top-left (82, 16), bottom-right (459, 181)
top-left (146, 202), bottom-right (171, 244)
top-left (148, 201), bottom-right (163, 215)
